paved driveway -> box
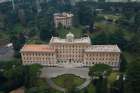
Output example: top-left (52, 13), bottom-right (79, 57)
top-left (0, 46), bottom-right (14, 61)
top-left (41, 67), bottom-right (90, 79)
top-left (41, 67), bottom-right (91, 91)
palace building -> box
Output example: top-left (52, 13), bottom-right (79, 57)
top-left (21, 32), bottom-right (121, 69)
top-left (53, 12), bottom-right (73, 28)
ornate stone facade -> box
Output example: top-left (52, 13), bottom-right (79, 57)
top-left (21, 32), bottom-right (121, 69)
top-left (53, 12), bottom-right (73, 28)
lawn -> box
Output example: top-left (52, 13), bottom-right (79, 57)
top-left (95, 22), bottom-right (119, 33)
top-left (52, 74), bottom-right (85, 89)
top-left (79, 83), bottom-right (96, 93)
top-left (98, 14), bottom-right (121, 21)
top-left (86, 83), bottom-right (96, 93)
top-left (108, 72), bottom-right (119, 85)
top-left (57, 26), bottom-right (83, 38)
top-left (52, 74), bottom-right (96, 93)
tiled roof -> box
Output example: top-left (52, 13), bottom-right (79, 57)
top-left (20, 44), bottom-right (55, 52)
top-left (85, 45), bottom-right (121, 53)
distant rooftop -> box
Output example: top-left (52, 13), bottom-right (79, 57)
top-left (85, 45), bottom-right (121, 53)
top-left (54, 12), bottom-right (73, 19)
top-left (0, 0), bottom-right (10, 3)
top-left (49, 32), bottom-right (91, 44)
top-left (21, 45), bottom-right (55, 52)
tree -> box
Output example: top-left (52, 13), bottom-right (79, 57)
top-left (88, 64), bottom-right (112, 93)
top-left (26, 86), bottom-right (49, 93)
top-left (84, 87), bottom-right (88, 93)
top-left (91, 30), bottom-right (127, 50)
top-left (96, 77), bottom-right (108, 93)
top-left (91, 31), bottom-right (108, 45)
top-left (0, 60), bottom-right (24, 92)
top-left (76, 3), bottom-right (95, 25)
top-left (89, 10), bottom-right (96, 33)
top-left (125, 59), bottom-right (140, 93)
top-left (11, 32), bottom-right (26, 57)
top-left (119, 54), bottom-right (128, 72)
top-left (111, 74), bottom-right (124, 93)
top-left (17, 9), bottom-right (26, 25)
top-left (89, 64), bottom-right (112, 79)
top-left (134, 12), bottom-right (140, 32)
top-left (40, 28), bottom-right (52, 42)
top-left (38, 13), bottom-right (54, 42)
top-left (127, 32), bottom-right (140, 53)
top-left (24, 64), bottom-right (42, 88)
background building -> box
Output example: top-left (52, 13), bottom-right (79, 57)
top-left (21, 32), bottom-right (121, 69)
top-left (0, 0), bottom-right (10, 3)
top-left (73, 0), bottom-right (140, 2)
top-left (53, 12), bottom-right (73, 28)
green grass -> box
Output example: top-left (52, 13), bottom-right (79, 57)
top-left (98, 14), bottom-right (121, 20)
top-left (52, 74), bottom-right (96, 93)
top-left (52, 74), bottom-right (85, 89)
top-left (49, 88), bottom-right (63, 93)
top-left (108, 72), bottom-right (119, 85)
top-left (95, 22), bottom-right (120, 33)
top-left (57, 26), bottom-right (83, 38)
top-left (87, 83), bottom-right (96, 93)
top-left (79, 83), bottom-right (96, 93)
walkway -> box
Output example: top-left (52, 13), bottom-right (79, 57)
top-left (47, 78), bottom-right (65, 92)
top-left (77, 78), bottom-right (91, 90)
top-left (41, 67), bottom-right (91, 91)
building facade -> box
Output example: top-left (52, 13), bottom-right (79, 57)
top-left (53, 13), bottom-right (73, 28)
top-left (21, 32), bottom-right (121, 69)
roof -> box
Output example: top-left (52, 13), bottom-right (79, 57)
top-left (50, 37), bottom-right (91, 44)
top-left (66, 32), bottom-right (74, 38)
top-left (20, 44), bottom-right (55, 52)
top-left (54, 12), bottom-right (73, 19)
top-left (85, 45), bottom-right (121, 53)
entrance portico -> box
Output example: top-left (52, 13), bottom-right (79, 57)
top-left (57, 60), bottom-right (83, 68)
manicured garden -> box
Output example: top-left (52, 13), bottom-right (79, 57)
top-left (52, 74), bottom-right (85, 89)
top-left (52, 74), bottom-right (96, 93)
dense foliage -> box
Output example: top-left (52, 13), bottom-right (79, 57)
top-left (125, 59), bottom-right (140, 93)
top-left (0, 60), bottom-right (42, 92)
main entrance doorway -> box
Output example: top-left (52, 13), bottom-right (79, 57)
top-left (57, 59), bottom-right (83, 68)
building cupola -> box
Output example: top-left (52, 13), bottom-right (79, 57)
top-left (66, 32), bottom-right (74, 42)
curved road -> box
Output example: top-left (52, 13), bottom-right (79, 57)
top-left (41, 67), bottom-right (91, 91)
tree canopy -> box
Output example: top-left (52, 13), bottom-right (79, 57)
top-left (125, 59), bottom-right (140, 93)
top-left (89, 64), bottom-right (112, 78)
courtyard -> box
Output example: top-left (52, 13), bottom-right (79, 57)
top-left (40, 66), bottom-right (118, 93)
top-left (41, 67), bottom-right (90, 79)
top-left (41, 67), bottom-right (91, 92)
